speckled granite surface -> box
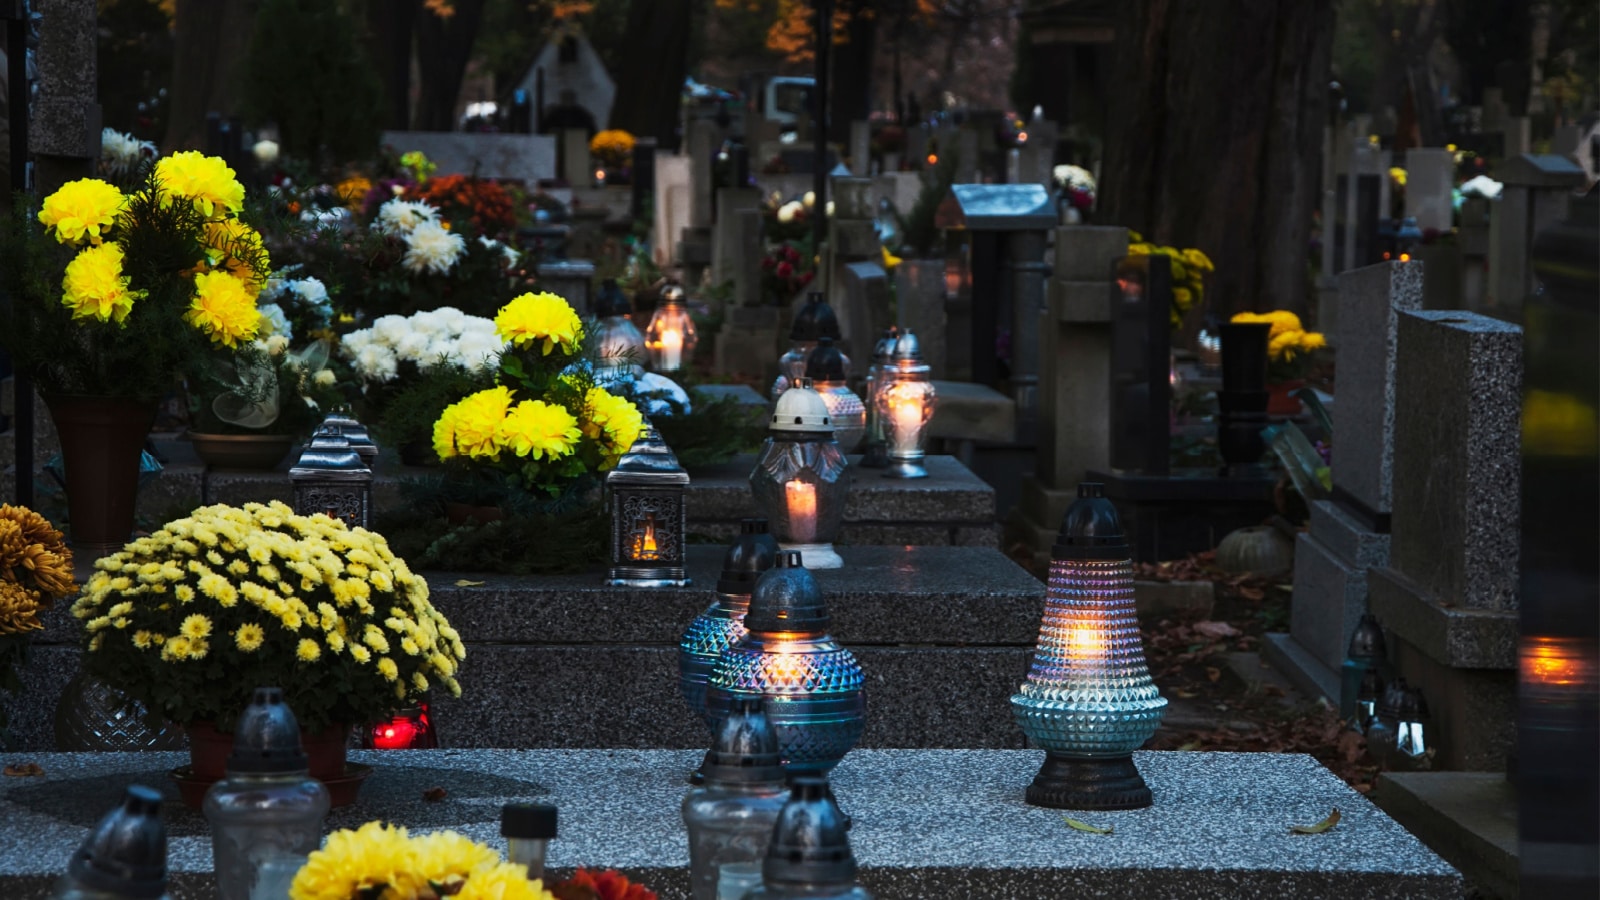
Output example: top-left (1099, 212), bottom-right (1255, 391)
top-left (4, 547), bottom-right (1043, 751)
top-left (0, 749), bottom-right (1460, 899)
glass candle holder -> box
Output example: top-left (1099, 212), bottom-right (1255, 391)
top-left (773, 292), bottom-right (845, 400)
top-left (805, 337), bottom-right (866, 453)
top-left (1011, 483), bottom-right (1167, 810)
top-left (749, 383), bottom-right (849, 569)
top-left (873, 331), bottom-right (936, 479)
top-left (683, 698), bottom-right (790, 900)
top-left (857, 328), bottom-right (899, 469)
top-left (594, 278), bottom-right (646, 385)
top-left (645, 285), bottom-right (698, 373)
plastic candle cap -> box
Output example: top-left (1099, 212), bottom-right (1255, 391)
top-left (703, 697), bottom-right (786, 784)
top-left (501, 803), bottom-right (558, 840)
top-left (1053, 482), bottom-right (1128, 559)
top-left (744, 552), bottom-right (830, 633)
top-left (790, 292), bottom-right (843, 342)
top-left (1347, 613), bottom-right (1388, 661)
top-left (68, 785), bottom-right (169, 898)
top-left (718, 519), bottom-right (781, 594)
top-left (660, 283), bottom-right (687, 306)
top-left (804, 337), bottom-right (849, 383)
top-left (769, 382), bottom-right (834, 433)
top-left (226, 686), bottom-right (309, 773)
top-left (763, 776), bottom-right (858, 886)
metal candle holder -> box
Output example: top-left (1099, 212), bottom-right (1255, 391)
top-left (774, 292), bottom-right (846, 400)
top-left (644, 284), bottom-right (697, 374)
top-left (873, 330), bottom-right (937, 480)
top-left (1011, 482), bottom-right (1167, 809)
top-left (606, 425), bottom-right (691, 587)
top-left (705, 551), bottom-right (865, 774)
top-left (857, 327), bottom-right (899, 469)
top-left (289, 425), bottom-right (372, 529)
top-left (749, 381), bottom-right (850, 570)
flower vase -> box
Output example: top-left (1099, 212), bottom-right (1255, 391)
top-left (176, 720), bottom-right (365, 808)
top-left (44, 395), bottom-right (158, 562)
top-left (1267, 380), bottom-right (1306, 416)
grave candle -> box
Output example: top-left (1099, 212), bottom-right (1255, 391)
top-left (888, 390), bottom-right (924, 453)
top-left (659, 328), bottom-right (684, 370)
top-left (645, 284), bottom-right (697, 374)
top-left (873, 332), bottom-right (936, 479)
top-left (786, 481), bottom-right (818, 543)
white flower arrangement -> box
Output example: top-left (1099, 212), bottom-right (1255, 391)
top-left (402, 220), bottom-right (467, 275)
top-left (98, 128), bottom-right (157, 180)
top-left (374, 199), bottom-right (441, 237)
top-left (340, 307), bottom-right (504, 384)
top-left (1052, 164), bottom-right (1097, 193)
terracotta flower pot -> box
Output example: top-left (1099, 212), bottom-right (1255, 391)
top-left (185, 432), bottom-right (297, 471)
top-left (176, 720), bottom-right (365, 808)
top-left (1267, 380), bottom-right (1306, 416)
top-left (44, 395), bottom-right (158, 562)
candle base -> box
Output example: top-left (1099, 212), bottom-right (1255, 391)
top-left (1024, 752), bottom-right (1153, 810)
top-left (881, 457), bottom-right (929, 479)
top-left (606, 565), bottom-right (691, 587)
top-left (778, 542), bottom-right (843, 569)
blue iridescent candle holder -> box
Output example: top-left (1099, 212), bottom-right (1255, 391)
top-left (1011, 482), bottom-right (1167, 809)
top-left (680, 518), bottom-right (781, 723)
top-left (705, 551), bottom-right (866, 775)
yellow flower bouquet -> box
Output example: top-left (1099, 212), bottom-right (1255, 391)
top-left (292, 821), bottom-right (555, 900)
top-left (1230, 310), bottom-right (1327, 381)
top-left (0, 152), bottom-right (272, 399)
top-left (589, 129), bottom-right (636, 170)
top-left (1127, 232), bottom-right (1214, 330)
top-left (69, 501), bottom-right (464, 734)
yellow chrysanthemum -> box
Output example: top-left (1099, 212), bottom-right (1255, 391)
top-left (494, 292), bottom-right (583, 355)
top-left (235, 623), bottom-right (265, 652)
top-left (61, 241), bottom-right (142, 324)
top-left (186, 270), bottom-right (262, 348)
top-left (377, 657), bottom-right (399, 682)
top-left (1181, 247), bottom-right (1215, 273)
top-left (289, 821), bottom-right (420, 900)
top-left (179, 613), bottom-right (212, 640)
top-left (0, 582), bottom-right (44, 634)
top-left (495, 399), bottom-right (580, 461)
top-left (582, 386), bottom-right (645, 463)
top-left (1297, 331), bottom-right (1328, 352)
top-left (350, 644), bottom-right (372, 663)
top-left (38, 178), bottom-right (125, 246)
top-left (434, 386), bottom-right (515, 460)
top-left (412, 830), bottom-right (501, 888)
top-left (456, 862), bottom-right (556, 900)
top-left (201, 218), bottom-right (270, 297)
top-left (161, 635), bottom-right (192, 661)
top-left (154, 151), bottom-right (245, 218)
top-left (335, 175), bottom-right (373, 209)
top-left (1523, 389), bottom-right (1600, 458)
top-left (297, 638), bottom-right (321, 662)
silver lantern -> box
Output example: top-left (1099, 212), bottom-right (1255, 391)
top-left (873, 330), bottom-right (937, 480)
top-left (606, 424), bottom-right (691, 587)
top-left (320, 409), bottom-right (378, 469)
top-left (289, 425), bottom-right (373, 528)
top-left (749, 381), bottom-right (849, 570)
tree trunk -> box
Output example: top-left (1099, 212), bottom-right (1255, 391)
top-left (413, 0), bottom-right (486, 131)
top-left (363, 0), bottom-right (419, 131)
top-left (164, 0), bottom-right (259, 153)
top-left (609, 0), bottom-right (692, 147)
top-left (831, 4), bottom-right (877, 127)
top-left (1101, 0), bottom-right (1334, 318)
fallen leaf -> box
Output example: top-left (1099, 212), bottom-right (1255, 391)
top-left (1176, 741), bottom-right (1202, 752)
top-left (2, 763), bottom-right (43, 777)
top-left (1193, 620), bottom-right (1242, 639)
top-left (422, 786), bottom-right (448, 801)
top-left (1174, 689), bottom-right (1198, 699)
top-left (453, 579), bottom-right (486, 587)
top-left (1062, 815), bottom-right (1113, 834)
top-left (1205, 666), bottom-right (1222, 682)
top-left (1289, 809), bottom-right (1341, 834)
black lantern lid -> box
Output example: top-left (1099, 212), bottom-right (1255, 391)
top-left (1378, 676), bottom-right (1409, 720)
top-left (804, 337), bottom-right (848, 383)
top-left (660, 283), bottom-right (687, 307)
top-left (744, 551), bottom-right (830, 633)
top-left (595, 278), bottom-right (632, 318)
top-left (1347, 613), bottom-right (1387, 661)
top-left (226, 686), bottom-right (308, 773)
top-left (762, 776), bottom-right (858, 887)
top-left (790, 292), bottom-right (842, 342)
top-left (68, 785), bottom-right (168, 899)
top-left (606, 425), bottom-right (690, 486)
top-left (501, 803), bottom-right (558, 840)
top-left (703, 696), bottom-right (787, 785)
top-left (1052, 482), bottom-right (1128, 560)
top-left (289, 424), bottom-right (368, 479)
top-left (1357, 667), bottom-right (1383, 702)
top-left (717, 518), bottom-right (780, 595)
top-left (1398, 686), bottom-right (1431, 723)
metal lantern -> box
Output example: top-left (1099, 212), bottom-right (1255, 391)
top-left (680, 519), bottom-right (781, 724)
top-left (773, 292), bottom-right (846, 400)
top-left (645, 283), bottom-right (698, 373)
top-left (1339, 613), bottom-right (1388, 723)
top-left (289, 425), bottom-right (373, 528)
top-left (1395, 685), bottom-right (1432, 759)
top-left (805, 337), bottom-right (866, 453)
top-left (1011, 482), bottom-right (1167, 810)
top-left (594, 278), bottom-right (646, 387)
top-left (743, 777), bottom-right (873, 900)
top-left (857, 328), bottom-right (899, 469)
top-left (749, 382), bottom-right (849, 570)
top-left (320, 409), bottom-right (378, 468)
top-left (705, 552), bottom-right (866, 775)
top-left (606, 424), bottom-right (691, 587)
top-left (873, 330), bottom-right (937, 480)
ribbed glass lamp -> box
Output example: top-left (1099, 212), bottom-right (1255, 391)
top-left (1011, 482), bottom-right (1167, 809)
top-left (681, 519), bottom-right (781, 732)
top-left (704, 552), bottom-right (865, 775)
top-left (804, 338), bottom-right (866, 453)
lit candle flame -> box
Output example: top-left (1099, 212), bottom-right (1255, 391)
top-left (631, 515), bottom-right (661, 561)
top-left (786, 480), bottom-right (818, 543)
top-left (653, 328), bottom-right (684, 370)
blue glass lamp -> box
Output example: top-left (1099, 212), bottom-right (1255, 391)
top-left (1011, 482), bottom-right (1167, 809)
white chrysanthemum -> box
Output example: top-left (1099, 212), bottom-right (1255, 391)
top-left (478, 236), bottom-right (521, 269)
top-left (264, 334), bottom-right (291, 357)
top-left (393, 331), bottom-right (433, 364)
top-left (374, 199), bottom-right (440, 236)
top-left (99, 128), bottom-right (155, 177)
top-left (289, 277), bottom-right (329, 309)
top-left (402, 221), bottom-right (466, 275)
top-left (300, 206), bottom-right (351, 227)
top-left (457, 335), bottom-right (506, 372)
top-left (258, 277), bottom-right (287, 303)
top-left (252, 140), bottom-right (280, 165)
top-left (371, 315), bottom-right (411, 347)
top-left (353, 344), bottom-right (400, 382)
top-left (257, 303), bottom-right (292, 340)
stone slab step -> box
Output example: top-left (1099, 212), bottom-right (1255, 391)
top-left (0, 749), bottom-right (1462, 899)
top-left (1370, 771), bottom-right (1518, 899)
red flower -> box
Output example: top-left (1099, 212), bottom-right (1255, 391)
top-left (551, 868), bottom-right (657, 900)
top-left (776, 261), bottom-right (794, 279)
top-left (762, 256), bottom-right (776, 269)
top-left (799, 271), bottom-right (814, 286)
